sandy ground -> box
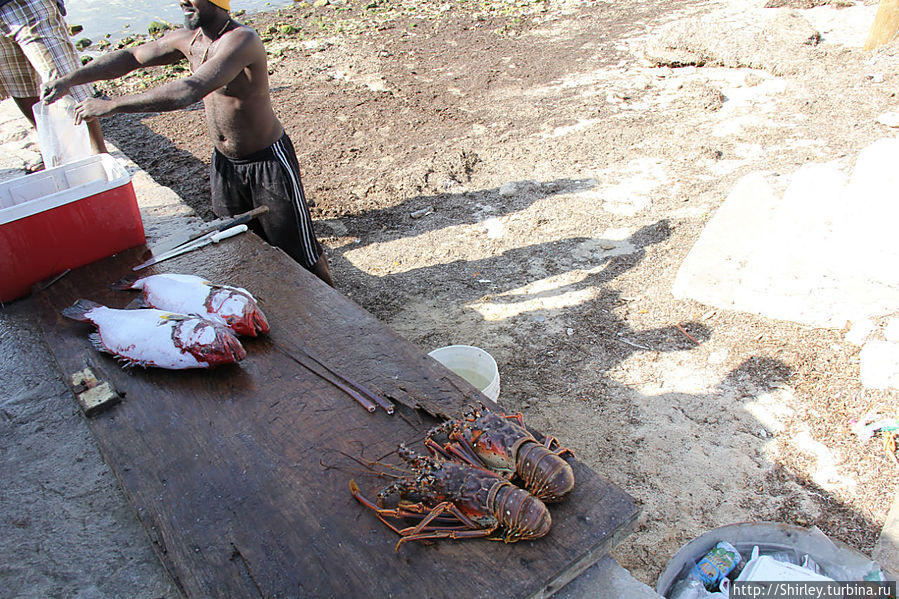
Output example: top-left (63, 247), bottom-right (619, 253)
top-left (4, 0), bottom-right (899, 595)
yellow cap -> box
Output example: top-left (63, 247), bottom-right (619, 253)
top-left (208, 0), bottom-right (229, 10)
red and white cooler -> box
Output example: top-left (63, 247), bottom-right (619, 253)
top-left (0, 154), bottom-right (145, 302)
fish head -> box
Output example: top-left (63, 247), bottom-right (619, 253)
top-left (175, 319), bottom-right (247, 366)
top-left (209, 290), bottom-right (270, 337)
top-left (226, 304), bottom-right (270, 337)
top-left (206, 328), bottom-right (247, 366)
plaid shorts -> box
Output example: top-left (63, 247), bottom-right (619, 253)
top-left (0, 0), bottom-right (92, 101)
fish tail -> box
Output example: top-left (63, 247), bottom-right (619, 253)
top-left (109, 274), bottom-right (141, 291)
top-left (61, 299), bottom-right (104, 322)
top-left (124, 296), bottom-right (151, 310)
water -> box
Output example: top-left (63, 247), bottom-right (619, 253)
top-left (450, 367), bottom-right (493, 392)
top-left (64, 0), bottom-right (295, 46)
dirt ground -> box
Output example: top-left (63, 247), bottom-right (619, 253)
top-left (97, 0), bottom-right (899, 586)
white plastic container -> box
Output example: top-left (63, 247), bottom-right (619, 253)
top-left (428, 345), bottom-right (500, 402)
top-left (32, 97), bottom-right (91, 168)
top-left (736, 546), bottom-right (834, 583)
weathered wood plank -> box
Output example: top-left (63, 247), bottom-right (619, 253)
top-left (37, 234), bottom-right (638, 599)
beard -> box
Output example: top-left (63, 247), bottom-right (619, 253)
top-left (184, 12), bottom-right (201, 30)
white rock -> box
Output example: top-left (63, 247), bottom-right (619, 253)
top-left (499, 182), bottom-right (519, 197)
top-left (884, 319), bottom-right (899, 343)
top-left (845, 319), bottom-right (875, 346)
top-left (674, 139), bottom-right (899, 328)
top-left (877, 112), bottom-right (899, 128)
top-left (708, 348), bottom-right (729, 365)
top-left (483, 217), bottom-right (504, 239)
top-left (859, 340), bottom-right (899, 390)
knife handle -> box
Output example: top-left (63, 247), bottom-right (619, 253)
top-left (210, 224), bottom-right (248, 243)
top-left (216, 206), bottom-right (269, 232)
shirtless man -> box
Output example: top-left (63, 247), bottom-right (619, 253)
top-left (41, 0), bottom-right (333, 286)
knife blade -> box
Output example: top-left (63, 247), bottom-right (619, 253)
top-left (146, 206), bottom-right (268, 256)
top-left (132, 225), bottom-right (248, 271)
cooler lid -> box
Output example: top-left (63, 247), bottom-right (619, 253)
top-left (0, 154), bottom-right (132, 225)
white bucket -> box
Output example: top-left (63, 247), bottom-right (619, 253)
top-left (428, 345), bottom-right (500, 402)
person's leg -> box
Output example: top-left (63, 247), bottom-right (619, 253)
top-left (85, 118), bottom-right (107, 153)
top-left (224, 136), bottom-right (333, 286)
top-left (9, 0), bottom-right (106, 153)
top-left (11, 94), bottom-right (43, 170)
top-left (210, 148), bottom-right (254, 218)
top-left (11, 95), bottom-right (38, 124)
top-left (309, 253), bottom-right (334, 288)
top-left (0, 9), bottom-right (42, 125)
top-left (259, 134), bottom-right (333, 286)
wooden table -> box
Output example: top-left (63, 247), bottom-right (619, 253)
top-left (37, 234), bottom-right (638, 599)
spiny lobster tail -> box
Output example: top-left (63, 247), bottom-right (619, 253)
top-left (488, 481), bottom-right (551, 542)
top-left (517, 443), bottom-right (575, 502)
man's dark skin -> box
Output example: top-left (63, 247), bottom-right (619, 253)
top-left (42, 0), bottom-right (332, 285)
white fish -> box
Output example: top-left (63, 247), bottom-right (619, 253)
top-left (62, 299), bottom-right (246, 369)
top-left (114, 273), bottom-right (270, 337)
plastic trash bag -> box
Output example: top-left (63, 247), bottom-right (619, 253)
top-left (32, 96), bottom-right (91, 168)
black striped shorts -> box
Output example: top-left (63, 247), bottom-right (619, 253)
top-left (211, 132), bottom-right (323, 270)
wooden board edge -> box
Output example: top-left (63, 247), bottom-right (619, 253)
top-left (530, 504), bottom-right (641, 599)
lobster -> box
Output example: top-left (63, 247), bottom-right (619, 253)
top-left (349, 442), bottom-right (551, 550)
top-left (426, 405), bottom-right (575, 502)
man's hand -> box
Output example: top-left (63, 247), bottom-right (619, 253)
top-left (73, 98), bottom-right (115, 124)
top-left (40, 78), bottom-right (70, 104)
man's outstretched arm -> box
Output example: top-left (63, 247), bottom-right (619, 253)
top-left (55, 28), bottom-right (261, 123)
top-left (41, 31), bottom-right (189, 104)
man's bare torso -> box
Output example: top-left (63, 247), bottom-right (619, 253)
top-left (174, 23), bottom-right (282, 158)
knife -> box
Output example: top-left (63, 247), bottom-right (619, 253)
top-left (132, 225), bottom-right (248, 271)
top-left (146, 206), bottom-right (268, 256)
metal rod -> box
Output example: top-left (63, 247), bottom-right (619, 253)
top-left (272, 342), bottom-right (378, 413)
top-left (298, 350), bottom-right (395, 414)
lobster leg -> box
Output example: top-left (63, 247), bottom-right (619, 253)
top-left (424, 437), bottom-right (486, 470)
top-left (426, 419), bottom-right (456, 439)
top-left (398, 528), bottom-right (496, 548)
top-left (539, 434), bottom-right (574, 458)
top-left (395, 501), bottom-right (496, 550)
top-left (501, 412), bottom-right (574, 457)
top-left (503, 411), bottom-right (528, 428)
top-left (350, 481), bottom-right (467, 537)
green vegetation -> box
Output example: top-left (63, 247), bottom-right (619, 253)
top-left (94, 0), bottom-right (550, 96)
top-left (147, 21), bottom-right (174, 37)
